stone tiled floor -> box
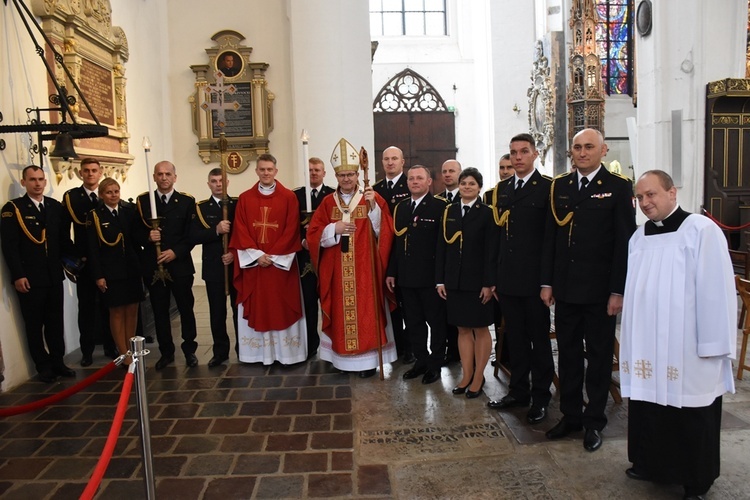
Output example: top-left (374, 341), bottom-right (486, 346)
top-left (0, 286), bottom-right (749, 499)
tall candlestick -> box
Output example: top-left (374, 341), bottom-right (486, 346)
top-left (142, 136), bottom-right (157, 217)
top-left (301, 129), bottom-right (311, 212)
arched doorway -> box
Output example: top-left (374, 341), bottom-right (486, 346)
top-left (373, 69), bottom-right (457, 193)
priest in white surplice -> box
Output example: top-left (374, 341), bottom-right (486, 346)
top-left (621, 170), bottom-right (736, 500)
top-left (230, 153), bottom-right (307, 365)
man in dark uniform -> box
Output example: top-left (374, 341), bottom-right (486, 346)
top-left (135, 160), bottom-right (198, 370)
top-left (386, 165), bottom-right (447, 384)
top-left (486, 134), bottom-right (554, 425)
top-left (294, 157), bottom-right (335, 359)
top-left (482, 154), bottom-right (514, 204)
top-left (189, 168), bottom-right (237, 368)
top-left (541, 128), bottom-right (636, 451)
top-left (1, 165), bottom-right (77, 382)
top-left (62, 157), bottom-right (117, 366)
top-left (437, 159), bottom-right (461, 365)
top-left (439, 159), bottom-right (461, 203)
top-left (483, 153), bottom-right (514, 371)
top-left (373, 146), bottom-right (412, 363)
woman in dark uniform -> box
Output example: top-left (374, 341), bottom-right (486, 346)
top-left (86, 178), bottom-right (142, 360)
top-left (436, 168), bottom-right (498, 398)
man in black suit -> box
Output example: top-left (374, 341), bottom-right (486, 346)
top-left (439, 159), bottom-right (461, 203)
top-left (135, 161), bottom-right (198, 370)
top-left (482, 154), bottom-right (514, 204)
top-left (486, 134), bottom-right (554, 425)
top-left (62, 158), bottom-right (117, 366)
top-left (386, 165), bottom-right (447, 384)
top-left (189, 168), bottom-right (237, 368)
top-left (294, 157), bottom-right (335, 359)
top-left (373, 146), bottom-right (412, 363)
top-left (541, 128), bottom-right (636, 451)
top-left (1, 165), bottom-right (77, 382)
top-left (437, 159), bottom-right (461, 364)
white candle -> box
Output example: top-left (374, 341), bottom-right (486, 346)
top-left (301, 129), bottom-right (311, 212)
top-left (142, 136), bottom-right (158, 218)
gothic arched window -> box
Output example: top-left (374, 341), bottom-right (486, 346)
top-left (595, 0), bottom-right (633, 95)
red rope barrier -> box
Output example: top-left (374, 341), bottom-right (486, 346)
top-left (0, 360), bottom-right (120, 418)
top-left (703, 209), bottom-right (750, 231)
top-left (80, 363), bottom-right (135, 500)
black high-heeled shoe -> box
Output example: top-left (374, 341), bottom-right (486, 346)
top-left (452, 374), bottom-right (474, 395)
top-left (465, 377), bottom-right (486, 399)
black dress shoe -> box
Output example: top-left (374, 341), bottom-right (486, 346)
top-left (403, 366), bottom-right (428, 380)
top-left (583, 428), bottom-right (603, 451)
top-left (358, 369), bottom-right (376, 378)
top-left (401, 352), bottom-right (416, 364)
top-left (452, 373), bottom-right (474, 394)
top-left (625, 467), bottom-right (651, 482)
top-left (80, 354), bottom-right (93, 367)
top-left (52, 364), bottom-right (76, 377)
top-left (421, 370), bottom-right (441, 385)
top-left (186, 354), bottom-right (199, 367)
top-left (155, 355), bottom-right (174, 370)
top-left (545, 419), bottom-right (583, 440)
top-left (465, 377), bottom-right (486, 399)
top-left (526, 406), bottom-right (547, 424)
top-left (207, 356), bottom-right (228, 368)
top-left (38, 370), bottom-right (58, 383)
top-left (487, 395), bottom-right (530, 410)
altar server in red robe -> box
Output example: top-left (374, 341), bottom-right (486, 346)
top-left (229, 153), bottom-right (306, 364)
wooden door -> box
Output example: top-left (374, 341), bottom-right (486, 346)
top-left (373, 69), bottom-right (456, 194)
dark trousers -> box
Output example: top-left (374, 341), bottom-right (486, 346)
top-left (76, 275), bottom-right (115, 356)
top-left (205, 280), bottom-right (238, 359)
top-left (499, 294), bottom-right (554, 406)
top-left (554, 300), bottom-right (616, 431)
top-left (401, 286), bottom-right (447, 371)
top-left (392, 287), bottom-right (410, 354)
top-left (491, 296), bottom-right (509, 364)
top-left (147, 274), bottom-right (198, 358)
top-left (300, 271), bottom-right (321, 356)
top-left (16, 282), bottom-right (65, 373)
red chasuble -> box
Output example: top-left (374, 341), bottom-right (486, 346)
top-left (307, 190), bottom-right (395, 355)
top-left (229, 181), bottom-right (302, 332)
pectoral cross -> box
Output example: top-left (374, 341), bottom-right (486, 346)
top-left (253, 206), bottom-right (279, 244)
top-left (202, 72), bottom-right (241, 128)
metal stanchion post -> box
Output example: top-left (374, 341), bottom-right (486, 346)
top-left (130, 336), bottom-right (155, 499)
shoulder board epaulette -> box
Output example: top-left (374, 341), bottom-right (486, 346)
top-left (554, 171), bottom-right (573, 180)
top-left (610, 171), bottom-right (631, 181)
top-left (394, 197), bottom-right (411, 208)
top-left (196, 199), bottom-right (211, 206)
top-left (137, 191), bottom-right (149, 198)
top-left (373, 179), bottom-right (385, 186)
top-left (178, 192), bottom-right (195, 199)
top-left (293, 186), bottom-right (304, 192)
top-left (541, 174), bottom-right (553, 181)
top-left (434, 194), bottom-right (448, 202)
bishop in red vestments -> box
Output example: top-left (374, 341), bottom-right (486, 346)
top-left (307, 139), bottom-right (397, 378)
top-left (230, 154), bottom-right (307, 365)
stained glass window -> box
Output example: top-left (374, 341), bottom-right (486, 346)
top-left (370, 0), bottom-right (447, 37)
top-left (595, 0), bottom-right (633, 95)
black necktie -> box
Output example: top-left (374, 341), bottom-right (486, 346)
top-left (447, 192), bottom-right (453, 203)
top-left (38, 203), bottom-right (45, 216)
top-left (580, 177), bottom-right (589, 191)
top-left (462, 205), bottom-right (470, 217)
top-left (90, 192), bottom-right (98, 205)
top-left (112, 209), bottom-right (118, 218)
top-left (161, 194), bottom-right (168, 205)
top-left (311, 188), bottom-right (318, 199)
top-left (516, 179), bottom-right (524, 190)
top-left (387, 180), bottom-right (393, 191)
top-left (411, 201), bottom-right (417, 213)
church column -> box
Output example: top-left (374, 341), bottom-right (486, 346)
top-left (287, 1), bottom-right (374, 187)
top-left (635, 0), bottom-right (746, 214)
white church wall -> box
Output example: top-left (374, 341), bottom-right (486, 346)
top-left (0, 0), bottom-right (169, 390)
top-left (635, 0), bottom-right (746, 222)
top-left (372, 0), bottom-right (498, 187)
